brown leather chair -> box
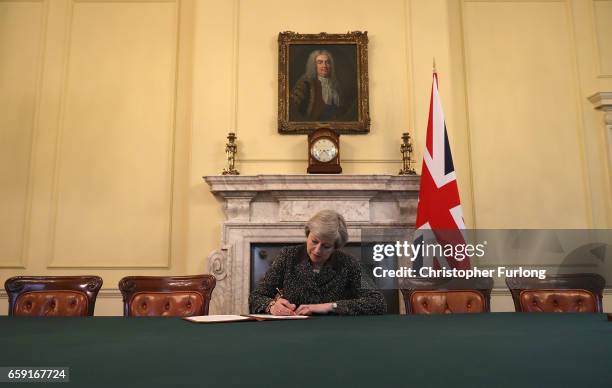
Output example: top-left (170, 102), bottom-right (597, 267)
top-left (4, 276), bottom-right (103, 316)
top-left (118, 275), bottom-right (216, 317)
top-left (400, 277), bottom-right (493, 314)
top-left (506, 273), bottom-right (605, 313)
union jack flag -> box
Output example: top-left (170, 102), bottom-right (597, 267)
top-left (413, 71), bottom-right (471, 270)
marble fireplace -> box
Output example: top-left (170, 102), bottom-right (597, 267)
top-left (204, 174), bottom-right (420, 314)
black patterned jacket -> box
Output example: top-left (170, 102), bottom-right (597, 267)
top-left (249, 245), bottom-right (386, 315)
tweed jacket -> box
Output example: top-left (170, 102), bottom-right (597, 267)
top-left (249, 244), bottom-right (386, 315)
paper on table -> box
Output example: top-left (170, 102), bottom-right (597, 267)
top-left (247, 314), bottom-right (310, 320)
top-left (184, 315), bottom-right (253, 323)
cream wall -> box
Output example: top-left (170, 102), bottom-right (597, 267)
top-left (1, 0), bottom-right (611, 315)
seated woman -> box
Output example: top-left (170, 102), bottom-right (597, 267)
top-left (249, 210), bottom-right (386, 316)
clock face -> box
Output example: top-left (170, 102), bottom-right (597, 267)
top-left (311, 138), bottom-right (338, 162)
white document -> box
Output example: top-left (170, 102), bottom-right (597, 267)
top-left (247, 314), bottom-right (310, 320)
top-left (184, 315), bottom-right (253, 323)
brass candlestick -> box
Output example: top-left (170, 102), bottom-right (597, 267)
top-left (398, 132), bottom-right (416, 175)
top-left (222, 132), bottom-right (239, 175)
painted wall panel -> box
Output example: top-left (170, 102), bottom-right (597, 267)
top-left (51, 1), bottom-right (177, 266)
top-left (593, 0), bottom-right (612, 76)
top-left (0, 1), bottom-right (43, 266)
top-left (463, 1), bottom-right (589, 227)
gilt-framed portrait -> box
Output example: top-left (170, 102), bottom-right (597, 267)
top-left (278, 31), bottom-right (370, 134)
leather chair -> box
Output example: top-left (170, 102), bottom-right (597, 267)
top-left (118, 275), bottom-right (216, 317)
top-left (400, 277), bottom-right (493, 314)
top-left (506, 273), bottom-right (605, 313)
top-left (4, 276), bottom-right (103, 316)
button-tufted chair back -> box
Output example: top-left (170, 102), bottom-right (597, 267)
top-left (400, 277), bottom-right (493, 314)
top-left (4, 276), bottom-right (103, 316)
top-left (118, 275), bottom-right (216, 317)
top-left (506, 273), bottom-right (605, 313)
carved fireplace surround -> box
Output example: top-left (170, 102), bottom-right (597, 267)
top-left (204, 174), bottom-right (420, 314)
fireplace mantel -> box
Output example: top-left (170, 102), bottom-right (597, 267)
top-left (203, 174), bottom-right (420, 314)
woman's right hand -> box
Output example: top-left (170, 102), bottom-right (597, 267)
top-left (269, 298), bottom-right (296, 315)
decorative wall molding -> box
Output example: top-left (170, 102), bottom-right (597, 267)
top-left (589, 91), bottom-right (612, 150)
top-left (589, 91), bottom-right (612, 125)
top-left (97, 288), bottom-right (123, 298)
top-left (588, 92), bottom-right (612, 191)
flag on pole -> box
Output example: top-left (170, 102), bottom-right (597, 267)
top-left (413, 70), bottom-right (471, 270)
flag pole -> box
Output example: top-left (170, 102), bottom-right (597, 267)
top-left (432, 57), bottom-right (436, 73)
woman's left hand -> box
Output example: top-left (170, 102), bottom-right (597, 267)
top-left (295, 303), bottom-right (333, 316)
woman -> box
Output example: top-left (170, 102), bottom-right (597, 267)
top-left (249, 210), bottom-right (386, 316)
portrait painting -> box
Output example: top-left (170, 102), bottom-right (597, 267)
top-left (278, 31), bottom-right (370, 134)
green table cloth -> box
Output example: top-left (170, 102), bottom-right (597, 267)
top-left (1, 313), bottom-right (611, 387)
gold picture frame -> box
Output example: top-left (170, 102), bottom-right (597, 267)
top-left (278, 31), bottom-right (370, 134)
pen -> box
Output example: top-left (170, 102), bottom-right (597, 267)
top-left (274, 288), bottom-right (298, 313)
top-left (274, 287), bottom-right (283, 301)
